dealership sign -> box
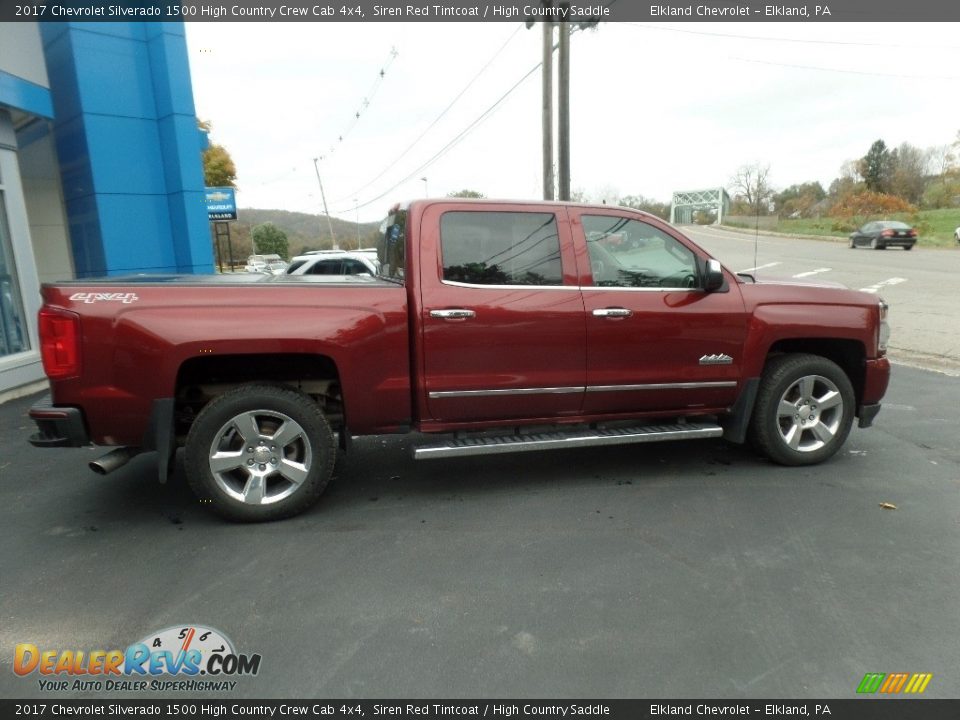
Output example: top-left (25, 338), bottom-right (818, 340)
top-left (205, 187), bottom-right (237, 221)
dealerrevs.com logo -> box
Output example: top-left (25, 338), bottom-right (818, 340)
top-left (14, 624), bottom-right (261, 693)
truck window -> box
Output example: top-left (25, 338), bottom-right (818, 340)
top-left (583, 215), bottom-right (698, 289)
top-left (307, 260), bottom-right (343, 275)
top-left (378, 208), bottom-right (407, 280)
top-left (440, 211), bottom-right (562, 286)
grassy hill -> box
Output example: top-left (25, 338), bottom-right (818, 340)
top-left (216, 209), bottom-right (381, 263)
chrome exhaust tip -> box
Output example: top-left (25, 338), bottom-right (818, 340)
top-left (89, 447), bottom-right (136, 475)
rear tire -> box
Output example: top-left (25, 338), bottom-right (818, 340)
top-left (749, 354), bottom-right (855, 466)
top-left (185, 384), bottom-right (336, 522)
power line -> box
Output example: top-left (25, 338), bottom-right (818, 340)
top-left (732, 56), bottom-right (960, 80)
top-left (339, 24), bottom-right (595, 215)
top-left (337, 61), bottom-right (543, 214)
top-left (335, 25), bottom-right (523, 203)
top-left (322, 47), bottom-right (400, 158)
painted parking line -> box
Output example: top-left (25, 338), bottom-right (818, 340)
top-left (737, 262), bottom-right (781, 273)
top-left (860, 277), bottom-right (907, 293)
top-left (793, 267), bottom-right (832, 278)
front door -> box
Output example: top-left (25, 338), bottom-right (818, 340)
top-left (572, 209), bottom-right (748, 416)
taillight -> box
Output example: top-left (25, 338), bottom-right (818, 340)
top-left (39, 307), bottom-right (81, 380)
top-left (880, 230), bottom-right (894, 237)
top-left (908, 230), bottom-right (917, 237)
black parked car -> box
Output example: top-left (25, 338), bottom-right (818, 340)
top-left (849, 220), bottom-right (917, 250)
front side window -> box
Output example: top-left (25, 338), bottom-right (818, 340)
top-left (440, 211), bottom-right (562, 286)
top-left (583, 215), bottom-right (698, 289)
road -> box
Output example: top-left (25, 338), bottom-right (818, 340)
top-left (2, 362), bottom-right (959, 699)
top-left (682, 225), bottom-right (960, 374)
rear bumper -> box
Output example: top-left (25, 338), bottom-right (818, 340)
top-left (29, 397), bottom-right (91, 447)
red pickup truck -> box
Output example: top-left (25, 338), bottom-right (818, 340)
top-left (29, 199), bottom-right (890, 521)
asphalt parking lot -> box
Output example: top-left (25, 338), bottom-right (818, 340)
top-left (2, 363), bottom-right (959, 699)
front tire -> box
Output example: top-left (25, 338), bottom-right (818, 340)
top-left (749, 354), bottom-right (855, 466)
top-left (185, 384), bottom-right (336, 522)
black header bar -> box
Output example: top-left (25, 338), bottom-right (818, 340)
top-left (4, 0), bottom-right (960, 22)
top-left (3, 700), bottom-right (960, 720)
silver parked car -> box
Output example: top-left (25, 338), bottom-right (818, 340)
top-left (285, 250), bottom-right (379, 276)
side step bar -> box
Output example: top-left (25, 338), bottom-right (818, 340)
top-left (413, 422), bottom-right (723, 460)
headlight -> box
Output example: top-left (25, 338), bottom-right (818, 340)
top-left (878, 299), bottom-right (890, 354)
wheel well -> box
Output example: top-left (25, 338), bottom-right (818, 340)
top-left (766, 339), bottom-right (866, 405)
top-left (174, 354), bottom-right (342, 442)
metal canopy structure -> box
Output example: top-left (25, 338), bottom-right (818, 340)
top-left (670, 188), bottom-right (731, 225)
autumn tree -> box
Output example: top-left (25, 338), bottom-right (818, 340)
top-left (199, 119), bottom-right (237, 188)
top-left (618, 195), bottom-right (670, 220)
top-left (886, 142), bottom-right (930, 205)
top-left (448, 189), bottom-right (486, 198)
top-left (773, 181), bottom-right (827, 218)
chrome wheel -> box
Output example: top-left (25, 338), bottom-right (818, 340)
top-left (208, 409), bottom-right (312, 505)
top-left (775, 374), bottom-right (844, 453)
top-left (748, 354), bottom-right (855, 466)
top-left (185, 384), bottom-right (335, 521)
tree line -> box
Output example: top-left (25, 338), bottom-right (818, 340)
top-left (728, 130), bottom-right (960, 222)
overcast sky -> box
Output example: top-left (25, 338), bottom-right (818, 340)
top-left (185, 21), bottom-right (960, 222)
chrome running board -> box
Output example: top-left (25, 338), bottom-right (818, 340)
top-left (413, 422), bottom-right (723, 460)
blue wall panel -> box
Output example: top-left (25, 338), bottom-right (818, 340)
top-left (97, 194), bottom-right (177, 273)
top-left (84, 115), bottom-right (166, 195)
top-left (40, 20), bottom-right (214, 278)
top-left (0, 70), bottom-right (54, 119)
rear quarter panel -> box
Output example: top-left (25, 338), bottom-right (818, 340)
top-left (43, 280), bottom-right (410, 445)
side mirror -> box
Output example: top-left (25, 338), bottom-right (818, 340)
top-left (704, 258), bottom-right (725, 292)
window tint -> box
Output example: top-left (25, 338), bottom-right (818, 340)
top-left (343, 259), bottom-right (370, 274)
top-left (583, 215), bottom-right (698, 289)
top-left (440, 211), bottom-right (562, 286)
top-left (307, 260), bottom-right (342, 275)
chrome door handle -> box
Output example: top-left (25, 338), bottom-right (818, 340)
top-left (430, 309), bottom-right (476, 319)
top-left (592, 308), bottom-right (632, 318)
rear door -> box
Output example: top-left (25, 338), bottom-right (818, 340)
top-left (419, 203), bottom-right (586, 424)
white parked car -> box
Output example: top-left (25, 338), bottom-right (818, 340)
top-left (244, 254), bottom-right (287, 274)
top-left (954, 226), bottom-right (960, 243)
top-left (285, 250), bottom-right (380, 276)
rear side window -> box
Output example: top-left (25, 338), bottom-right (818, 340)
top-left (440, 211), bottom-right (562, 286)
top-left (307, 260), bottom-right (342, 275)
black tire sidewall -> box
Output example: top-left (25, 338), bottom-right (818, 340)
top-left (185, 385), bottom-right (335, 522)
top-left (749, 354), bottom-right (855, 466)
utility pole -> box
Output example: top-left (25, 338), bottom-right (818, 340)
top-left (541, 21), bottom-right (554, 201)
top-left (529, 9), bottom-right (598, 202)
top-left (312, 156), bottom-right (338, 250)
top-left (557, 16), bottom-right (570, 201)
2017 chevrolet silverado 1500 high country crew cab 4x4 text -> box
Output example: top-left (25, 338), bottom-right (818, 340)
top-left (29, 200), bottom-right (891, 521)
